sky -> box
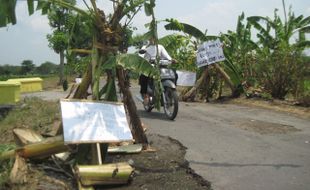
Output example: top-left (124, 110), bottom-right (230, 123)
top-left (0, 0), bottom-right (309, 66)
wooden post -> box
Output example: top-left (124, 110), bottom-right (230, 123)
top-left (96, 143), bottom-right (102, 165)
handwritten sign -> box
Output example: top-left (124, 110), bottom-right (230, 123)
top-left (60, 100), bottom-right (133, 144)
top-left (196, 39), bottom-right (225, 68)
top-left (176, 71), bottom-right (196, 86)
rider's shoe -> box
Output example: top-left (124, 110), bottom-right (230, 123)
top-left (143, 94), bottom-right (149, 105)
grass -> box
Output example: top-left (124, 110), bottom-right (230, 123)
top-left (0, 144), bottom-right (16, 189)
top-left (0, 97), bottom-right (61, 143)
top-left (0, 95), bottom-right (61, 188)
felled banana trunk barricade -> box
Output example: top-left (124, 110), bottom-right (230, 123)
top-left (0, 132), bottom-right (68, 160)
top-left (76, 163), bottom-right (134, 186)
top-left (0, 128), bottom-right (137, 189)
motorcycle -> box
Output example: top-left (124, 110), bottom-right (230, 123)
top-left (139, 55), bottom-right (179, 120)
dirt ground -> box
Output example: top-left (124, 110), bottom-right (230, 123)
top-left (1, 133), bottom-right (211, 190)
top-left (229, 96), bottom-right (310, 119)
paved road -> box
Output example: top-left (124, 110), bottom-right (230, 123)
top-left (132, 86), bottom-right (310, 190)
top-left (24, 86), bottom-right (310, 190)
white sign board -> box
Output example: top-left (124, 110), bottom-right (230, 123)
top-left (196, 39), bottom-right (226, 68)
top-left (176, 70), bottom-right (196, 86)
top-left (60, 100), bottom-right (133, 144)
top-left (75, 78), bottom-right (82, 84)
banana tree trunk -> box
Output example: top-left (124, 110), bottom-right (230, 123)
top-left (182, 68), bottom-right (209, 101)
top-left (116, 68), bottom-right (148, 149)
top-left (213, 63), bottom-right (238, 96)
top-left (10, 154), bottom-right (28, 184)
top-left (13, 128), bottom-right (44, 146)
top-left (0, 135), bottom-right (68, 160)
top-left (78, 181), bottom-right (95, 190)
top-left (75, 162), bottom-right (134, 186)
top-left (73, 63), bottom-right (92, 99)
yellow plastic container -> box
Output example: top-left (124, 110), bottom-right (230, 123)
top-left (8, 77), bottom-right (43, 93)
top-left (0, 81), bottom-right (21, 104)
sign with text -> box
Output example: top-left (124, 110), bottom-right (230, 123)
top-left (176, 70), bottom-right (196, 86)
top-left (196, 39), bottom-right (226, 68)
top-left (60, 100), bottom-right (133, 144)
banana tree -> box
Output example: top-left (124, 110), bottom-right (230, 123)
top-left (0, 0), bottom-right (161, 149)
top-left (159, 34), bottom-right (197, 72)
top-left (221, 12), bottom-right (258, 85)
top-left (164, 18), bottom-right (242, 100)
top-left (247, 8), bottom-right (310, 99)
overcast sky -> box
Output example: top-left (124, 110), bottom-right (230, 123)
top-left (0, 0), bottom-right (309, 66)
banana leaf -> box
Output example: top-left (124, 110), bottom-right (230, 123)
top-left (102, 54), bottom-right (160, 79)
top-left (164, 18), bottom-right (218, 42)
top-left (0, 0), bottom-right (17, 26)
top-left (0, 0), bottom-right (89, 27)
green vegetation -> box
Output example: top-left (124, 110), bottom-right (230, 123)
top-left (247, 8), bottom-right (310, 99)
top-left (160, 9), bottom-right (310, 102)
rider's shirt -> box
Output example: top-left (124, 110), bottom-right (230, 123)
top-left (144, 44), bottom-right (172, 61)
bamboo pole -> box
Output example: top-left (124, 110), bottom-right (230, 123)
top-left (76, 162), bottom-right (134, 186)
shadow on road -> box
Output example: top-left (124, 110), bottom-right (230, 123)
top-left (137, 109), bottom-right (175, 122)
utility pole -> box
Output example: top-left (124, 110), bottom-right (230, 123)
top-left (282, 0), bottom-right (288, 30)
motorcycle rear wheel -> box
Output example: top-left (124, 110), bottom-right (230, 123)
top-left (163, 88), bottom-right (178, 120)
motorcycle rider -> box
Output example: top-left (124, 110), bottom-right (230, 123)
top-left (139, 37), bottom-right (175, 105)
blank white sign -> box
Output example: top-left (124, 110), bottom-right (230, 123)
top-left (60, 100), bottom-right (133, 144)
top-left (176, 71), bottom-right (196, 86)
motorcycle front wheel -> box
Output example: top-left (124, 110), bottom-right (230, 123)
top-left (163, 87), bottom-right (178, 120)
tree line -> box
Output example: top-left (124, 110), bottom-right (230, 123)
top-left (0, 60), bottom-right (58, 78)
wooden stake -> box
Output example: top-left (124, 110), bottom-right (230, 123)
top-left (96, 143), bottom-right (102, 165)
